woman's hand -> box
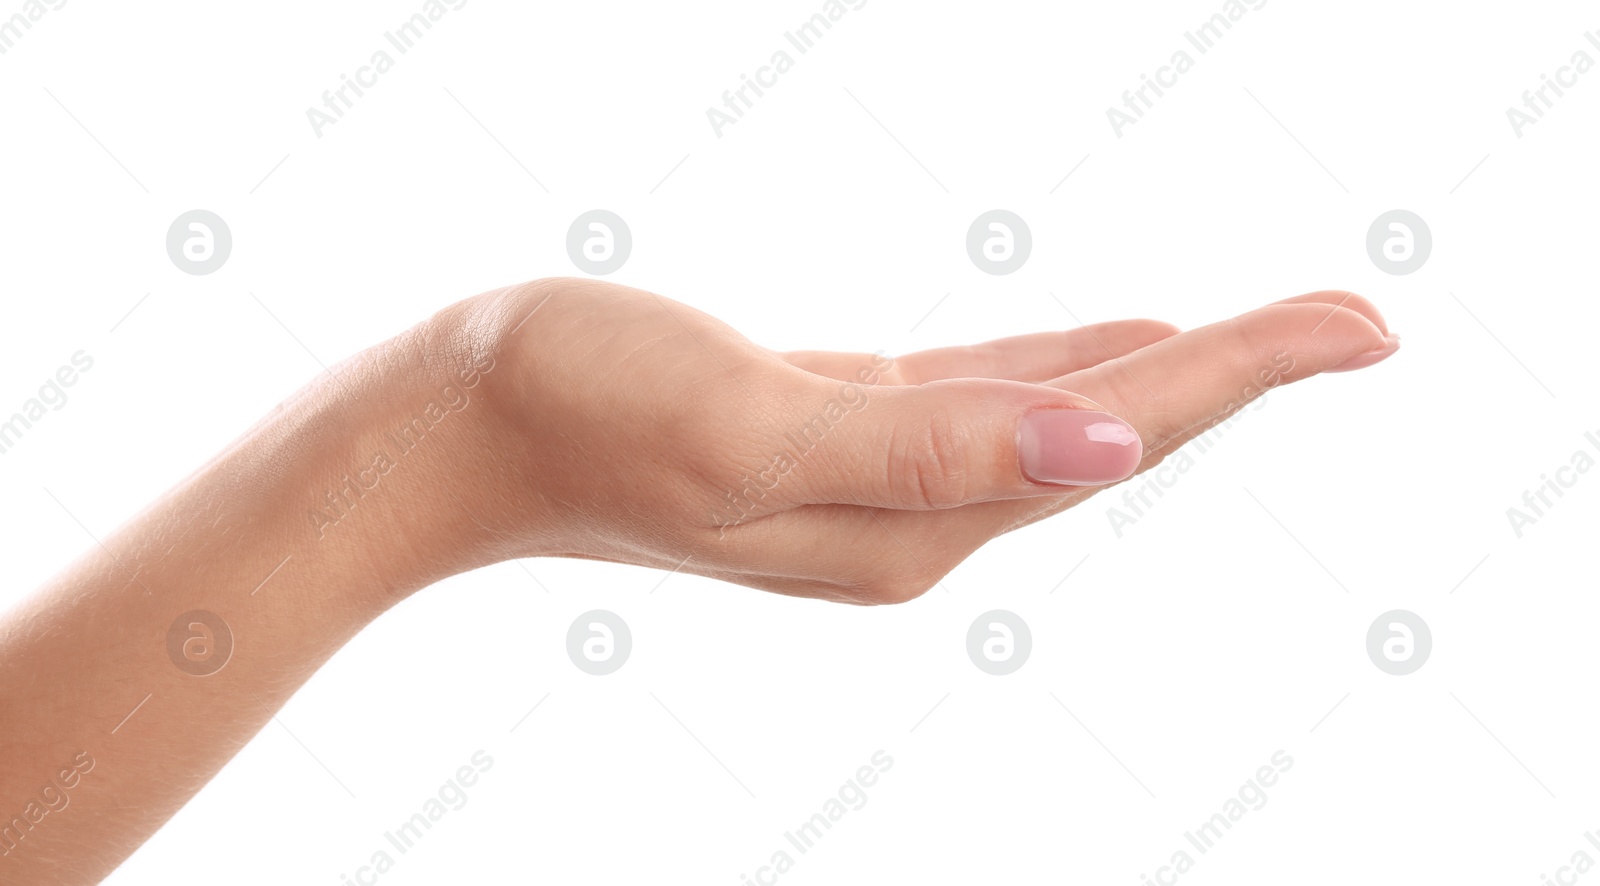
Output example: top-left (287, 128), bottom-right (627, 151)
top-left (432, 279), bottom-right (1397, 603)
top-left (0, 277), bottom-right (1394, 884)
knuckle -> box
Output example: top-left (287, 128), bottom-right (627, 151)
top-left (887, 410), bottom-right (971, 510)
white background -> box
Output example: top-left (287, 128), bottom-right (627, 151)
top-left (2, 1), bottom-right (1598, 883)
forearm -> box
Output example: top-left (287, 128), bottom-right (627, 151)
top-left (0, 311), bottom-right (503, 883)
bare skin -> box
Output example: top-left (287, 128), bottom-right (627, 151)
top-left (0, 278), bottom-right (1395, 883)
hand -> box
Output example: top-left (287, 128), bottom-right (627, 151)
top-left (437, 279), bottom-right (1396, 603)
top-left (0, 278), bottom-right (1395, 883)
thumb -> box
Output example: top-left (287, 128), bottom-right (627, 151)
top-left (784, 377), bottom-right (1143, 511)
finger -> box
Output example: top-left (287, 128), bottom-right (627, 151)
top-left (774, 377), bottom-right (1145, 511)
top-left (779, 319), bottom-right (1180, 384)
top-left (907, 299), bottom-right (1397, 536)
top-left (890, 321), bottom-right (1182, 383)
top-left (1052, 301), bottom-right (1392, 455)
top-left (739, 296), bottom-right (1398, 596)
top-left (1272, 290), bottom-right (1391, 337)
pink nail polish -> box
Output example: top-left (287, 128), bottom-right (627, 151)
top-left (1328, 334), bottom-right (1401, 373)
top-left (1018, 410), bottom-right (1143, 487)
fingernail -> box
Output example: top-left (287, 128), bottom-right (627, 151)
top-left (1018, 410), bottom-right (1143, 487)
top-left (1328, 334), bottom-right (1401, 373)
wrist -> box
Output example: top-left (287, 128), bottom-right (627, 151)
top-left (232, 304), bottom-right (545, 612)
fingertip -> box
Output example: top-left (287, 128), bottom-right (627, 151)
top-left (1140, 318), bottom-right (1185, 339)
top-left (1326, 333), bottom-right (1402, 373)
top-left (1278, 290), bottom-right (1391, 336)
top-left (1240, 301), bottom-right (1391, 378)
